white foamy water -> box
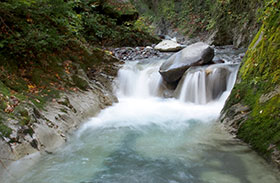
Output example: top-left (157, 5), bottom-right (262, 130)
top-left (116, 60), bottom-right (163, 98)
top-left (176, 63), bottom-right (239, 104)
top-left (78, 97), bottom-right (223, 134)
top-left (3, 48), bottom-right (280, 183)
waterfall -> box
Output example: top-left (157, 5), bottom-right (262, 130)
top-left (5, 48), bottom-right (280, 183)
top-left (116, 60), bottom-right (163, 98)
top-left (116, 59), bottom-right (239, 105)
top-left (175, 64), bottom-right (239, 104)
top-left (177, 69), bottom-right (207, 104)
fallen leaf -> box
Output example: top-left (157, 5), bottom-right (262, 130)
top-left (28, 84), bottom-right (36, 90)
top-left (5, 105), bottom-right (14, 113)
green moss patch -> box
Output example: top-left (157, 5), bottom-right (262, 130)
top-left (238, 96), bottom-right (280, 155)
top-left (0, 116), bottom-right (12, 138)
top-left (72, 75), bottom-right (89, 91)
top-left (224, 0), bottom-right (280, 159)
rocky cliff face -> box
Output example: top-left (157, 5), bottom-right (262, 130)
top-left (221, 0), bottom-right (280, 168)
top-left (0, 47), bottom-right (122, 177)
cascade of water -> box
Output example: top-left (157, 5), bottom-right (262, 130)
top-left (116, 57), bottom-right (239, 105)
top-left (116, 60), bottom-right (163, 98)
top-left (5, 48), bottom-right (280, 183)
top-left (175, 64), bottom-right (239, 104)
top-left (178, 68), bottom-right (207, 104)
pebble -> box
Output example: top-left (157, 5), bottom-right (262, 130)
top-left (108, 46), bottom-right (170, 61)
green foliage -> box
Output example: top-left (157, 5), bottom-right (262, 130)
top-left (132, 0), bottom-right (265, 46)
top-left (0, 0), bottom-right (157, 60)
top-left (134, 16), bottom-right (156, 34)
top-left (0, 0), bottom-right (158, 139)
top-left (0, 0), bottom-right (80, 58)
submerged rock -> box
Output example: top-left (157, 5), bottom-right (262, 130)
top-left (159, 42), bottom-right (214, 83)
top-left (154, 40), bottom-right (186, 52)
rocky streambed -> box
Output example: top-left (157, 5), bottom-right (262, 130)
top-left (3, 40), bottom-right (280, 183)
top-left (1, 39), bottom-right (272, 182)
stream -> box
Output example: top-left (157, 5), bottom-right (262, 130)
top-left (4, 47), bottom-right (280, 183)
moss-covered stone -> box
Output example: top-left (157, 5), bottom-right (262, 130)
top-left (222, 0), bottom-right (280, 165)
top-left (0, 117), bottom-right (12, 138)
top-left (72, 75), bottom-right (89, 91)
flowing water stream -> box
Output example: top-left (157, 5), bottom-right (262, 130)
top-left (4, 47), bottom-right (280, 183)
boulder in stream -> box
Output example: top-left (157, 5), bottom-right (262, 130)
top-left (159, 42), bottom-right (214, 83)
top-left (154, 40), bottom-right (186, 52)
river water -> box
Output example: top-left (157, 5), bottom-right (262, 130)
top-left (4, 47), bottom-right (280, 183)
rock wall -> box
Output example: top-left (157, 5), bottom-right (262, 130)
top-left (220, 0), bottom-right (280, 168)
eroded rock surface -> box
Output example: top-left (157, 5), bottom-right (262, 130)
top-left (0, 58), bottom-right (121, 177)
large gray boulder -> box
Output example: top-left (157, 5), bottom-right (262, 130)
top-left (159, 42), bottom-right (214, 83)
top-left (155, 40), bottom-right (186, 52)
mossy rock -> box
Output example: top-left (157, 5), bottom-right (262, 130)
top-left (19, 108), bottom-right (29, 118)
top-left (0, 118), bottom-right (12, 138)
top-left (72, 75), bottom-right (89, 91)
top-left (222, 0), bottom-right (280, 161)
top-left (19, 116), bottom-right (31, 126)
top-left (13, 107), bottom-right (31, 126)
